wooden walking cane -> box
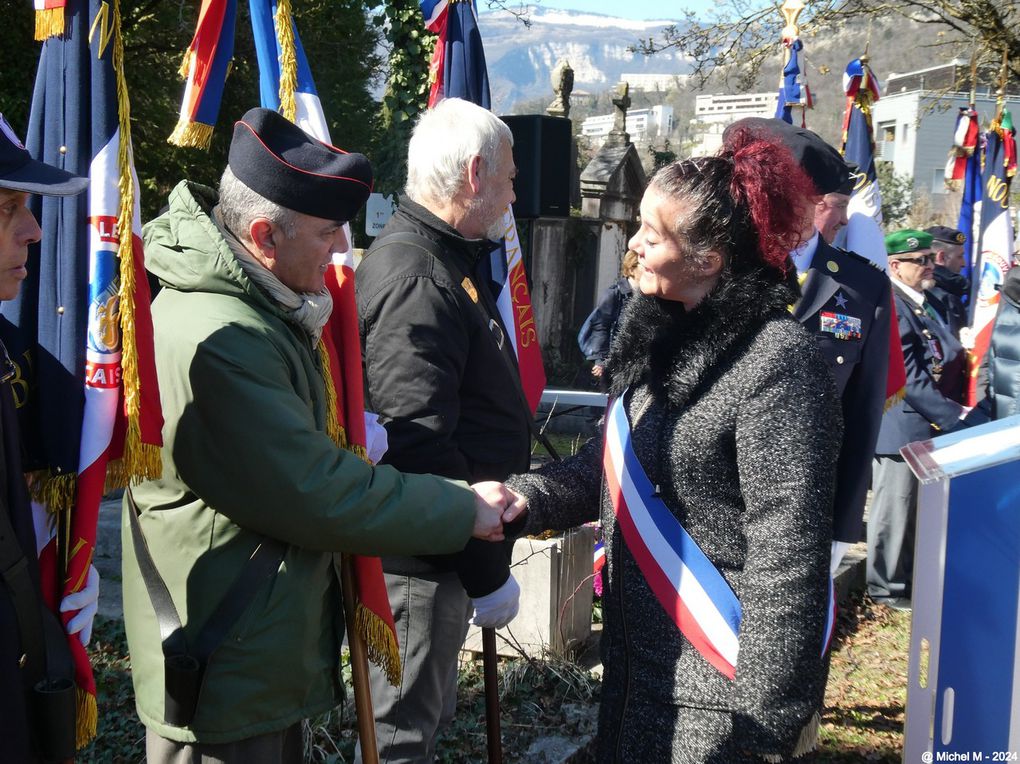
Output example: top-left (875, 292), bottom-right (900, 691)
top-left (482, 626), bottom-right (502, 763)
top-left (340, 553), bottom-right (379, 764)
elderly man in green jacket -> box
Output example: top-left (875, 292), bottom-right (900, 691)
top-left (124, 108), bottom-right (518, 763)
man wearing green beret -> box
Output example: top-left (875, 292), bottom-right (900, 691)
top-left (867, 229), bottom-right (970, 610)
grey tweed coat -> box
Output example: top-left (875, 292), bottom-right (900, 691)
top-left (508, 272), bottom-right (843, 763)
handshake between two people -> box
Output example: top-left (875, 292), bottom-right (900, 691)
top-left (469, 480), bottom-right (528, 542)
top-left (468, 481), bottom-right (529, 630)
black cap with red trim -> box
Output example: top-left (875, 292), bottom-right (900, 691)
top-left (228, 108), bottom-right (373, 222)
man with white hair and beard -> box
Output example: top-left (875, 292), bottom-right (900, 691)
top-left (867, 229), bottom-right (969, 611)
top-left (355, 98), bottom-right (529, 762)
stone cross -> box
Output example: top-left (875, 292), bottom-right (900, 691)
top-left (605, 82), bottom-right (631, 147)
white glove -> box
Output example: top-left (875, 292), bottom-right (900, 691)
top-left (470, 574), bottom-right (520, 629)
top-left (363, 411), bottom-right (389, 464)
top-left (60, 564), bottom-right (99, 647)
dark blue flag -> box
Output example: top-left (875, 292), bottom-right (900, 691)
top-left (1, 1), bottom-right (92, 488)
top-left (442, 0), bottom-right (490, 108)
top-left (838, 58), bottom-right (886, 268)
top-left (958, 134), bottom-right (983, 283)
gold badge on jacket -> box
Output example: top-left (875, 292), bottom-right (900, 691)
top-left (461, 276), bottom-right (479, 303)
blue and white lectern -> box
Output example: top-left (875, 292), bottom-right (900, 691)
top-left (903, 414), bottom-right (1020, 761)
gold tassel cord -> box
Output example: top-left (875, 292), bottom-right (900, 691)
top-left (34, 7), bottom-right (65, 40)
top-left (274, 0), bottom-right (298, 123)
top-left (112, 0), bottom-right (161, 484)
top-left (355, 603), bottom-right (402, 686)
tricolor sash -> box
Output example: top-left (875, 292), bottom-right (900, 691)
top-left (603, 394), bottom-right (834, 680)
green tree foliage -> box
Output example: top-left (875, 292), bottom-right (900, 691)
top-left (876, 161), bottom-right (915, 228)
top-left (0, 9), bottom-right (35, 135)
top-left (372, 0), bottom-right (434, 196)
top-left (2, 1), bottom-right (380, 221)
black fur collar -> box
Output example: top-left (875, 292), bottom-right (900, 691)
top-left (605, 268), bottom-right (797, 410)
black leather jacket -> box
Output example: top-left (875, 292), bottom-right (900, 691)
top-left (356, 198), bottom-right (532, 595)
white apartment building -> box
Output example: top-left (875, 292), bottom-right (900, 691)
top-left (871, 62), bottom-right (1020, 211)
top-left (689, 92), bottom-right (779, 156)
top-left (581, 104), bottom-right (674, 144)
top-left (620, 72), bottom-right (689, 92)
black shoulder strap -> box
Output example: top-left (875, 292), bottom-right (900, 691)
top-left (125, 488), bottom-right (287, 724)
top-left (367, 232), bottom-right (560, 461)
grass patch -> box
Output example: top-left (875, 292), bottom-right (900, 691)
top-left (82, 594), bottom-right (909, 762)
top-left (80, 617), bottom-right (145, 762)
top-left (815, 593), bottom-right (911, 762)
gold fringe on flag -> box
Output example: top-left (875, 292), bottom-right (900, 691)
top-left (883, 386), bottom-right (906, 413)
top-left (112, 0), bottom-right (161, 486)
top-left (315, 341), bottom-right (370, 462)
top-left (26, 470), bottom-right (77, 513)
top-left (355, 602), bottom-right (402, 686)
top-left (274, 0), bottom-right (298, 122)
top-left (167, 47), bottom-right (214, 149)
top-left (34, 7), bottom-right (65, 40)
top-left (167, 120), bottom-right (214, 150)
top-left (76, 687), bottom-right (97, 749)
top-left (178, 49), bottom-right (195, 80)
top-left (317, 340), bottom-right (346, 448)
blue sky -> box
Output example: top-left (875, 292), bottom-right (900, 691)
top-left (494, 0), bottom-right (717, 21)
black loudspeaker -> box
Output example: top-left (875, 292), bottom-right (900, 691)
top-left (500, 115), bottom-right (572, 218)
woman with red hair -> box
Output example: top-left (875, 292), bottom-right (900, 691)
top-left (506, 131), bottom-right (842, 761)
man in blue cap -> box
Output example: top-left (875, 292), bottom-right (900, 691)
top-left (125, 107), bottom-right (521, 763)
top-left (925, 224), bottom-right (969, 337)
top-left (868, 229), bottom-right (969, 610)
top-left (0, 111), bottom-right (94, 762)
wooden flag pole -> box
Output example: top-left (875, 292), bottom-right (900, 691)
top-left (340, 553), bottom-right (379, 764)
top-left (969, 41), bottom-right (979, 105)
top-left (482, 627), bottom-right (503, 763)
top-left (995, 49), bottom-right (1008, 121)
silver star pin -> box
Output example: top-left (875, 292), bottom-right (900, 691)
top-left (834, 291), bottom-right (849, 310)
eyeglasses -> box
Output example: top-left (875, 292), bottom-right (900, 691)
top-left (892, 254), bottom-right (935, 266)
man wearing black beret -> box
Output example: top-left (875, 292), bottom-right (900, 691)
top-left (123, 108), bottom-right (519, 762)
top-left (925, 224), bottom-right (969, 337)
top-left (724, 118), bottom-right (892, 574)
